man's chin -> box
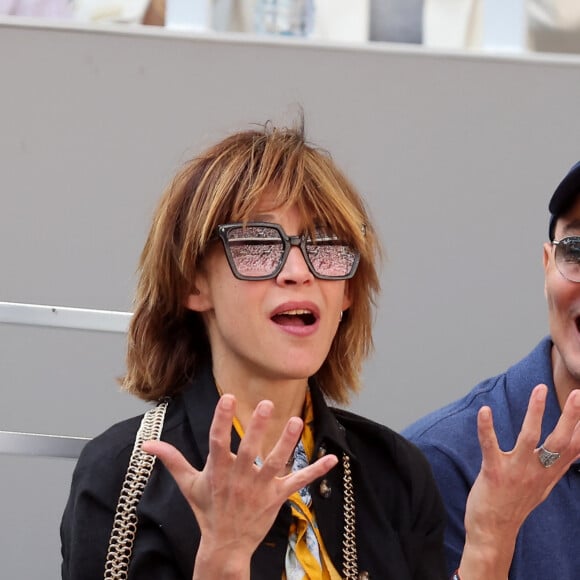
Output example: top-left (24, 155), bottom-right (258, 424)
top-left (557, 357), bottom-right (580, 388)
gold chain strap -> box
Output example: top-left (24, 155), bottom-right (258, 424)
top-left (341, 452), bottom-right (359, 580)
top-left (103, 399), bottom-right (169, 579)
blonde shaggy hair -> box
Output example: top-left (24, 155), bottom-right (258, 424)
top-left (122, 120), bottom-right (381, 404)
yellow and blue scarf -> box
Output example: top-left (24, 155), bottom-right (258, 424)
top-left (231, 390), bottom-right (341, 580)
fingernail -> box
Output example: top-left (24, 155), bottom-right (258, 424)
top-left (480, 407), bottom-right (491, 421)
top-left (288, 417), bottom-right (302, 435)
top-left (221, 395), bottom-right (234, 410)
top-left (257, 401), bottom-right (273, 418)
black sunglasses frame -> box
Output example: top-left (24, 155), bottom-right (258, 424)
top-left (216, 222), bottom-right (360, 281)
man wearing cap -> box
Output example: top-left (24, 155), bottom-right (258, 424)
top-left (403, 161), bottom-right (580, 579)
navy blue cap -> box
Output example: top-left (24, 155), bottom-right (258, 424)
top-left (548, 161), bottom-right (580, 240)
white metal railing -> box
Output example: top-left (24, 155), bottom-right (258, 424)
top-left (1, 301), bottom-right (132, 458)
top-left (0, 430), bottom-right (90, 458)
top-left (0, 301), bottom-right (132, 333)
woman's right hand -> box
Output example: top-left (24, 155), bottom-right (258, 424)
top-left (142, 394), bottom-right (338, 580)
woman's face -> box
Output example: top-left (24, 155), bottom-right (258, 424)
top-left (186, 197), bottom-right (352, 387)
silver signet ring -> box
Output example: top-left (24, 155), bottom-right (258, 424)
top-left (537, 445), bottom-right (561, 468)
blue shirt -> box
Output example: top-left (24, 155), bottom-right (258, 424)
top-left (403, 337), bottom-right (580, 579)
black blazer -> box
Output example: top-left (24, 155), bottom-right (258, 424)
top-left (61, 366), bottom-right (446, 579)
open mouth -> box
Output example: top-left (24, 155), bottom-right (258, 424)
top-left (272, 309), bottom-right (317, 327)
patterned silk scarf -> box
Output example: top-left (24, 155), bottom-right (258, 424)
top-left (231, 390), bottom-right (341, 580)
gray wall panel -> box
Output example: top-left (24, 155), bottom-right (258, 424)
top-left (2, 19), bottom-right (580, 578)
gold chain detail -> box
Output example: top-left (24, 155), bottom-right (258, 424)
top-left (103, 399), bottom-right (169, 579)
top-left (341, 453), bottom-right (358, 579)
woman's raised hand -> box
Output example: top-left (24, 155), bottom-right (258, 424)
top-left (142, 394), bottom-right (338, 579)
top-left (459, 385), bottom-right (580, 579)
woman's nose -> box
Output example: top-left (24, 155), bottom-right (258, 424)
top-left (276, 246), bottom-right (314, 285)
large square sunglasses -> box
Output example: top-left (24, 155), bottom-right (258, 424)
top-left (216, 222), bottom-right (361, 281)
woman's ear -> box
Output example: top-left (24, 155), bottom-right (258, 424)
top-left (184, 274), bottom-right (213, 312)
top-left (342, 282), bottom-right (353, 312)
top-left (185, 289), bottom-right (213, 312)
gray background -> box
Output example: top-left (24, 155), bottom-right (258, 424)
top-left (2, 19), bottom-right (580, 578)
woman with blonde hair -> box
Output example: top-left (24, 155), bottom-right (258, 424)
top-left (61, 119), bottom-right (580, 579)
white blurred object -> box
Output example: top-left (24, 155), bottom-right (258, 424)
top-left (0, 0), bottom-right (73, 17)
top-left (423, 0), bottom-right (580, 53)
top-left (0, 0), bottom-right (14, 12)
top-left (483, 0), bottom-right (525, 51)
top-left (423, 0), bottom-right (482, 48)
top-left (423, 0), bottom-right (525, 51)
top-left (313, 0), bottom-right (369, 41)
top-left (73, 0), bottom-right (150, 22)
top-left (212, 0), bottom-right (232, 30)
top-left (166, 0), bottom-right (211, 30)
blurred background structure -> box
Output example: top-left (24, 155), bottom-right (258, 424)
top-left (1, 0), bottom-right (580, 54)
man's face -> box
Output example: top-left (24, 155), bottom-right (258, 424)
top-left (544, 195), bottom-right (580, 392)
